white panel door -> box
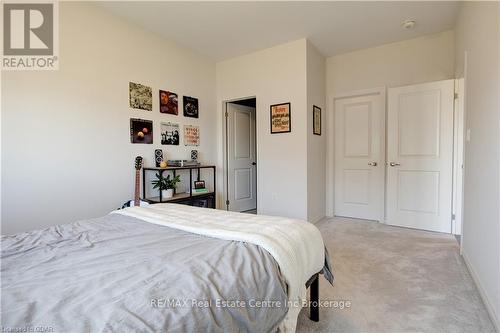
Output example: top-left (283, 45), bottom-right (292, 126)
top-left (387, 80), bottom-right (454, 233)
top-left (227, 103), bottom-right (257, 212)
top-left (334, 92), bottom-right (384, 220)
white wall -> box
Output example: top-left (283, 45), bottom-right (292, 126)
top-left (216, 39), bottom-right (309, 220)
top-left (1, 3), bottom-right (217, 234)
top-left (454, 2), bottom-right (500, 329)
top-left (326, 30), bottom-right (455, 94)
top-left (306, 41), bottom-right (326, 223)
top-left (325, 31), bottom-right (456, 216)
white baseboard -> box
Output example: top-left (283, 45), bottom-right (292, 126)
top-left (462, 251), bottom-right (500, 332)
top-left (309, 215), bottom-right (326, 224)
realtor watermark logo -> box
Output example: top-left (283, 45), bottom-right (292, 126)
top-left (1, 1), bottom-right (59, 70)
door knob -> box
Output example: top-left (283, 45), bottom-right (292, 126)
top-left (389, 162), bottom-right (400, 167)
top-left (251, 162), bottom-right (256, 166)
top-left (368, 162), bottom-right (377, 166)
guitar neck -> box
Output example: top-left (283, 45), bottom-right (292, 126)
top-left (134, 169), bottom-right (140, 206)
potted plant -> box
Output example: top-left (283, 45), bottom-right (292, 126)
top-left (151, 173), bottom-right (181, 199)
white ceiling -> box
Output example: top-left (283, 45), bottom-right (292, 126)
top-left (99, 1), bottom-right (459, 61)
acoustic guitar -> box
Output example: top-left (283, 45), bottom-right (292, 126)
top-left (122, 156), bottom-right (149, 208)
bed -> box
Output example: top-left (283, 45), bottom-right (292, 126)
top-left (1, 204), bottom-right (333, 332)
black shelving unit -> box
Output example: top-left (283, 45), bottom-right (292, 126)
top-left (142, 165), bottom-right (216, 208)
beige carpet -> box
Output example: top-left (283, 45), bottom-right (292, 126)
top-left (296, 217), bottom-right (495, 333)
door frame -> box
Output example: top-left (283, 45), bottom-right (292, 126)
top-left (452, 78), bottom-right (466, 236)
top-left (222, 96), bottom-right (257, 212)
top-left (328, 87), bottom-right (386, 221)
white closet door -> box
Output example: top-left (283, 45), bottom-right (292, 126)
top-left (386, 80), bottom-right (454, 233)
top-left (334, 92), bottom-right (384, 221)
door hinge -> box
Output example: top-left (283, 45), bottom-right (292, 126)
top-left (226, 199), bottom-right (230, 206)
top-left (454, 93), bottom-right (459, 100)
top-left (452, 214), bottom-right (456, 221)
top-left (225, 111), bottom-right (228, 118)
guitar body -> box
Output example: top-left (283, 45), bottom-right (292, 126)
top-left (121, 156), bottom-right (150, 209)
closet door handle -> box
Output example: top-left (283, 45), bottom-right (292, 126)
top-left (389, 162), bottom-right (401, 167)
top-left (368, 162), bottom-right (377, 166)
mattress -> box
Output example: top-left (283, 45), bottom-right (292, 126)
top-left (1, 204), bottom-right (332, 332)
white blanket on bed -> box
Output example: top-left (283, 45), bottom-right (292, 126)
top-left (112, 203), bottom-right (325, 332)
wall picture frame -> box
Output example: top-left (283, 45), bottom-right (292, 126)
top-left (160, 122), bottom-right (180, 145)
top-left (159, 90), bottom-right (178, 115)
top-left (129, 82), bottom-right (152, 111)
top-left (183, 96), bottom-right (199, 118)
top-left (184, 125), bottom-right (200, 146)
top-left (270, 102), bottom-right (291, 134)
top-left (130, 118), bottom-right (153, 144)
top-left (313, 105), bottom-right (321, 135)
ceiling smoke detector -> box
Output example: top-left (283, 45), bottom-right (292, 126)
top-left (402, 20), bottom-right (416, 30)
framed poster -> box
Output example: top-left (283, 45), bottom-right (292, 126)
top-left (129, 82), bottom-right (152, 111)
top-left (313, 105), bottom-right (321, 135)
top-left (161, 122), bottom-right (180, 145)
top-left (270, 102), bottom-right (291, 134)
top-left (184, 125), bottom-right (200, 146)
top-left (183, 96), bottom-right (199, 118)
top-left (130, 118), bottom-right (153, 144)
top-left (159, 90), bottom-right (178, 115)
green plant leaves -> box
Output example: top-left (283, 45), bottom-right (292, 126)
top-left (151, 173), bottom-right (181, 190)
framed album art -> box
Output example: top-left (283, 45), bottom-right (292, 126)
top-left (129, 82), bottom-right (152, 111)
top-left (184, 125), bottom-right (200, 146)
top-left (160, 122), bottom-right (180, 145)
top-left (183, 96), bottom-right (199, 118)
top-left (159, 90), bottom-right (178, 115)
top-left (130, 118), bottom-right (153, 144)
top-left (270, 102), bottom-right (291, 134)
top-left (313, 105), bottom-right (321, 135)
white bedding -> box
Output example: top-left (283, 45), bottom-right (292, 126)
top-left (112, 203), bottom-right (326, 332)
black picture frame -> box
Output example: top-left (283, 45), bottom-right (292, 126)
top-left (130, 118), bottom-right (153, 144)
top-left (194, 180), bottom-right (206, 189)
top-left (313, 105), bottom-right (321, 135)
top-left (270, 102), bottom-right (291, 134)
top-left (183, 96), bottom-right (199, 118)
